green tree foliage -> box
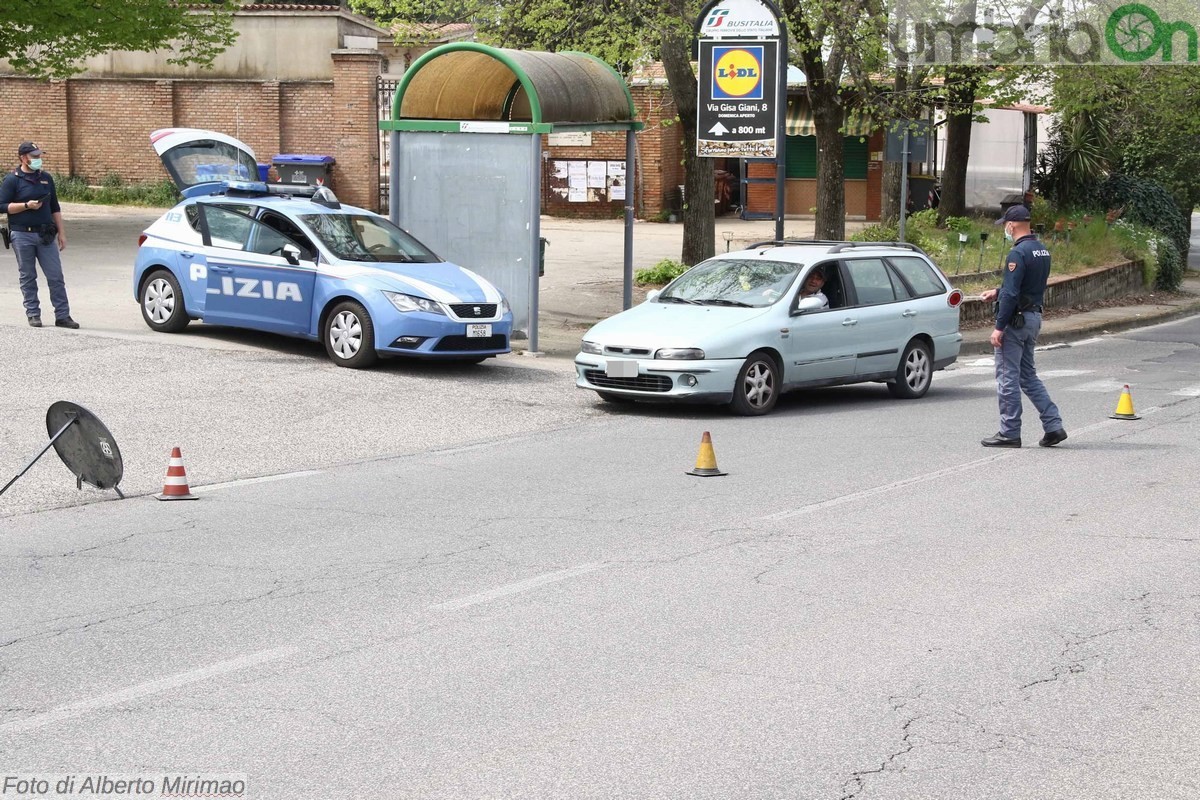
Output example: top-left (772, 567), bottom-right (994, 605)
top-left (354, 0), bottom-right (719, 264)
top-left (1052, 66), bottom-right (1200, 217)
top-left (0, 0), bottom-right (236, 79)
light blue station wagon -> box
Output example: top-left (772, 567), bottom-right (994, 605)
top-left (575, 241), bottom-right (964, 415)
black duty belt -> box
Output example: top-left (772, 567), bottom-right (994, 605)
top-left (9, 225), bottom-right (43, 232)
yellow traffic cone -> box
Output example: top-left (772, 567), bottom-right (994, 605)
top-left (686, 431), bottom-right (728, 477)
top-left (1110, 384), bottom-right (1140, 420)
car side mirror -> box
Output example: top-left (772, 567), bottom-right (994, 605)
top-left (645, 289), bottom-right (661, 303)
top-left (792, 296), bottom-right (825, 315)
top-left (281, 243), bottom-right (301, 266)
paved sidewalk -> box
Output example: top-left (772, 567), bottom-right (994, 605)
top-left (524, 215), bottom-right (1200, 358)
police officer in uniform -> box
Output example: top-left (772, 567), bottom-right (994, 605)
top-left (0, 141), bottom-right (78, 328)
top-left (979, 204), bottom-right (1067, 448)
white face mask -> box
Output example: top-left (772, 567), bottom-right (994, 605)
top-left (28, 157), bottom-right (42, 170)
top-left (1004, 224), bottom-right (1014, 242)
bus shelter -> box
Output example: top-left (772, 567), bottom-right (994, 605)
top-left (380, 43), bottom-right (643, 352)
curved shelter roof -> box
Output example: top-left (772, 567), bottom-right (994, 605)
top-left (384, 43), bottom-right (639, 132)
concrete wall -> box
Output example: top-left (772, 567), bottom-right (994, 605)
top-left (0, 11), bottom-right (390, 82)
top-left (958, 261), bottom-right (1146, 325)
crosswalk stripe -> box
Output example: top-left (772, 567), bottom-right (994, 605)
top-left (1171, 385), bottom-right (1200, 397)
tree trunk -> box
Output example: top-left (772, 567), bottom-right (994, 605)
top-left (879, 70), bottom-right (908, 225)
top-left (939, 74), bottom-right (978, 220)
top-left (810, 83), bottom-right (845, 240)
top-left (661, 27), bottom-right (715, 265)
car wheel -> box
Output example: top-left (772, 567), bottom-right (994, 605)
top-left (888, 339), bottom-right (932, 399)
top-left (596, 391), bottom-right (635, 405)
top-left (140, 270), bottom-right (190, 333)
top-left (729, 350), bottom-right (780, 416)
top-left (324, 301), bottom-right (378, 369)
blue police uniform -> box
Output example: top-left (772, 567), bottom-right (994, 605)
top-left (987, 231), bottom-right (1065, 446)
top-left (0, 162), bottom-right (72, 324)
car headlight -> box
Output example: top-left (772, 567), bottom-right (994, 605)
top-left (655, 348), bottom-right (705, 360)
top-left (500, 295), bottom-right (511, 315)
top-left (580, 340), bottom-right (603, 355)
top-left (383, 291), bottom-right (446, 315)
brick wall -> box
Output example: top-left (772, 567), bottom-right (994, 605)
top-left (329, 50), bottom-right (384, 211)
top-left (540, 83), bottom-right (683, 220)
top-left (0, 78), bottom-right (69, 174)
top-left (0, 55), bottom-right (381, 210)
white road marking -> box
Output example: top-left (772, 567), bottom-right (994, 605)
top-left (760, 453), bottom-right (1016, 521)
top-left (967, 357), bottom-right (995, 367)
top-left (430, 564), bottom-right (605, 612)
top-left (1171, 385), bottom-right (1200, 397)
top-left (1038, 369), bottom-right (1095, 378)
top-left (1071, 380), bottom-right (1130, 393)
top-left (966, 380), bottom-right (999, 390)
top-left (0, 647), bottom-right (297, 734)
top-left (191, 470), bottom-right (325, 494)
top-left (759, 414), bottom-right (1157, 523)
top-left (1035, 342), bottom-right (1070, 351)
top-left (1071, 337), bottom-right (1104, 347)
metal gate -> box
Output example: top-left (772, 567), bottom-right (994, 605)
top-left (377, 76), bottom-right (400, 214)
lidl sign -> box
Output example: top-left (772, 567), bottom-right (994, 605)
top-left (712, 46), bottom-right (765, 100)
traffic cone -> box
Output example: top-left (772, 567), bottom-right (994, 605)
top-left (156, 447), bottom-right (198, 500)
top-left (1110, 384), bottom-right (1141, 420)
top-left (686, 431), bottom-right (728, 477)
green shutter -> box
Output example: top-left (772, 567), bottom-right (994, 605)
top-left (785, 136), bottom-right (816, 178)
top-left (843, 136), bottom-right (868, 179)
top-left (785, 135), bottom-right (868, 179)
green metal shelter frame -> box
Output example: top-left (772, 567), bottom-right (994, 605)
top-left (380, 43), bottom-right (644, 352)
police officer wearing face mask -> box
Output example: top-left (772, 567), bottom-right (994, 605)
top-left (978, 204), bottom-right (1066, 448)
top-left (0, 141), bottom-right (79, 328)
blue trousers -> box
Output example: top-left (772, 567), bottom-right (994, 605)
top-left (995, 311), bottom-right (1063, 438)
top-left (12, 230), bottom-right (71, 319)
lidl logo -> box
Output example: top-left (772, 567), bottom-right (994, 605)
top-left (712, 46), bottom-right (764, 100)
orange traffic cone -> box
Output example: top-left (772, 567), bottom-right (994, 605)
top-left (686, 431), bottom-right (727, 477)
top-left (156, 447), bottom-right (198, 500)
top-left (1110, 384), bottom-right (1141, 420)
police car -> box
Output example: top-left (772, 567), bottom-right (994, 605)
top-left (134, 128), bottom-right (512, 368)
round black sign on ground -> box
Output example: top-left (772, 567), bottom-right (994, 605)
top-left (45, 402), bottom-right (124, 492)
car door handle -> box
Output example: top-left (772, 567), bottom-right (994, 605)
top-left (180, 251), bottom-right (194, 258)
top-left (841, 318), bottom-right (858, 326)
top-left (209, 265), bottom-right (233, 273)
top-left (902, 310), bottom-right (917, 317)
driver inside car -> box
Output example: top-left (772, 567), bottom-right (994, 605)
top-left (798, 268), bottom-right (829, 309)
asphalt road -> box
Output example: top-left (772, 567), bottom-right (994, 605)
top-left (2, 311), bottom-right (1199, 798)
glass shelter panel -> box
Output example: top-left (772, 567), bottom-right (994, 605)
top-left (393, 132), bottom-right (537, 334)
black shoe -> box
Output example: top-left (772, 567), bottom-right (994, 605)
top-left (1039, 429), bottom-right (1068, 447)
top-left (55, 317), bottom-right (80, 329)
top-left (981, 432), bottom-right (1021, 448)
top-left (27, 316), bottom-right (42, 328)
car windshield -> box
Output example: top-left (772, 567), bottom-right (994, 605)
top-left (298, 214), bottom-right (439, 263)
top-left (658, 258), bottom-right (801, 307)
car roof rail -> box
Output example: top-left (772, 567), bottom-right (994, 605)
top-left (827, 241), bottom-right (930, 256)
top-left (747, 238), bottom-right (852, 250)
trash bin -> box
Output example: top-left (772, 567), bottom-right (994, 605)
top-left (271, 154), bottom-right (336, 186)
top-left (257, 163), bottom-right (271, 182)
top-left (539, 237), bottom-right (548, 278)
top-left (908, 176), bottom-right (937, 212)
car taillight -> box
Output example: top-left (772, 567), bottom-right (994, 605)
top-left (137, 234), bottom-right (147, 247)
top-left (947, 289), bottom-right (963, 308)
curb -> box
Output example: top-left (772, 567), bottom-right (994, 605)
top-left (958, 298), bottom-right (1200, 356)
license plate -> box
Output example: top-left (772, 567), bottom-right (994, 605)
top-left (605, 359), bottom-right (638, 378)
top-left (466, 324), bottom-right (492, 338)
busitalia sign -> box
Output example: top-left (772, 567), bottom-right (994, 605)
top-left (697, 39), bottom-right (779, 158)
